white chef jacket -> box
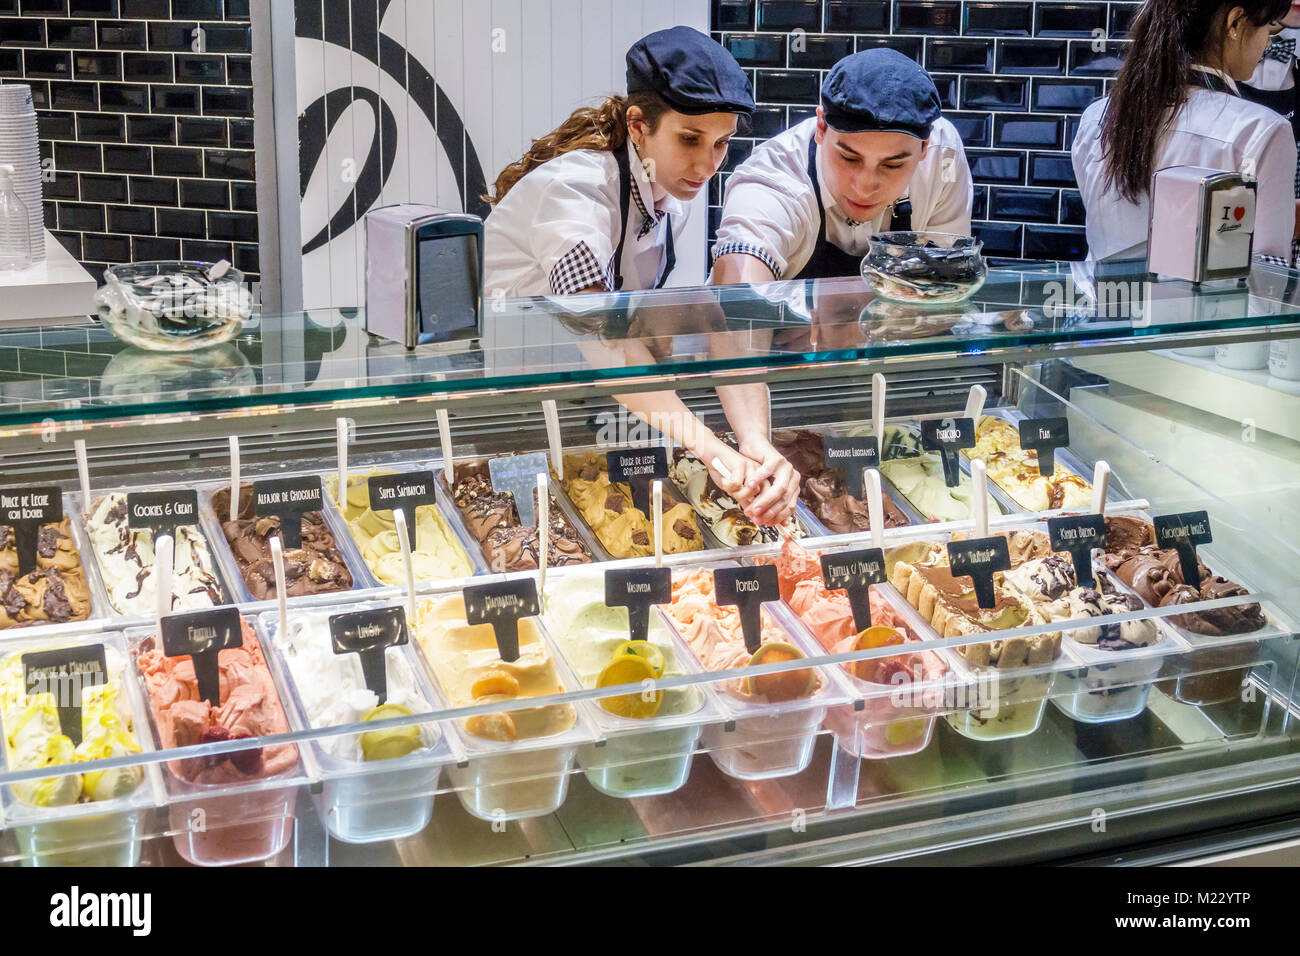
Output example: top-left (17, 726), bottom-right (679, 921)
top-left (1072, 65), bottom-right (1298, 264)
top-left (483, 141), bottom-right (687, 299)
top-left (711, 116), bottom-right (973, 279)
top-left (1246, 28), bottom-right (1300, 92)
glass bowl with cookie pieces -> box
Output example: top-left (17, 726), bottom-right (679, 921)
top-left (862, 231), bottom-right (987, 306)
top-left (94, 260), bottom-right (253, 352)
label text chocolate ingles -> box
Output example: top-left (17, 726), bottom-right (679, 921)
top-left (1154, 511), bottom-right (1212, 588)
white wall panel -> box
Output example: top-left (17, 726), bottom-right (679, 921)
top-left (290, 0), bottom-right (710, 310)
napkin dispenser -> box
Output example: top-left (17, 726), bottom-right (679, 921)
top-left (1147, 166), bottom-right (1256, 283)
top-left (364, 204), bottom-right (483, 349)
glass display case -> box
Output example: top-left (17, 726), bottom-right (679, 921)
top-left (0, 259), bottom-right (1297, 867)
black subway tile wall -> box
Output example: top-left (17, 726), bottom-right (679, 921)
top-left (712, 0), bottom-right (1140, 260)
top-left (0, 0), bottom-right (257, 283)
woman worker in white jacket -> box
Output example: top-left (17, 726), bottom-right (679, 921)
top-left (483, 26), bottom-right (799, 525)
top-left (1073, 0), bottom-right (1297, 267)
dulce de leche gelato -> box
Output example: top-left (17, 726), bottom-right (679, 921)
top-left (0, 518), bottom-right (92, 629)
top-left (562, 452), bottom-right (703, 558)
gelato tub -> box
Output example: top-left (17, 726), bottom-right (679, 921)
top-left (661, 564), bottom-right (841, 780)
top-left (960, 411), bottom-right (1095, 512)
top-left (440, 458), bottom-right (594, 572)
top-left (261, 605), bottom-right (453, 844)
top-left (561, 450), bottom-right (707, 559)
top-left (326, 468), bottom-right (479, 588)
top-left (0, 501), bottom-right (100, 631)
top-left (129, 618), bottom-right (302, 866)
top-left (770, 427), bottom-right (917, 536)
top-left (202, 480), bottom-right (359, 603)
top-left (1098, 514), bottom-right (1275, 706)
top-left (541, 568), bottom-right (714, 798)
top-left (756, 539), bottom-right (952, 759)
top-left (888, 531), bottom-right (1061, 740)
top-left (669, 445), bottom-right (809, 545)
top-left (78, 486), bottom-right (227, 617)
top-left (410, 591), bottom-right (592, 821)
top-left (0, 632), bottom-right (161, 867)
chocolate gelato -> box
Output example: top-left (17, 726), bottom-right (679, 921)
top-left (211, 484), bottom-right (353, 600)
top-left (449, 461), bottom-right (591, 572)
top-left (771, 429), bottom-right (911, 534)
top-left (0, 518), bottom-right (93, 628)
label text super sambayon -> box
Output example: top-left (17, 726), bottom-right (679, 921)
top-left (49, 886), bottom-right (151, 936)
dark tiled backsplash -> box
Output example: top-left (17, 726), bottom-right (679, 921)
top-left (0, 0), bottom-right (257, 284)
top-left (713, 0), bottom-right (1143, 261)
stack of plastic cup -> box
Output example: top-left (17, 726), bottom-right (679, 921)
top-left (0, 84), bottom-right (45, 263)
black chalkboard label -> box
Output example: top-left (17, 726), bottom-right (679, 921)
top-left (947, 536), bottom-right (1011, 610)
top-left (1047, 513), bottom-right (1105, 588)
top-left (160, 606), bottom-right (243, 706)
top-left (23, 645), bottom-right (107, 746)
top-left (252, 476), bottom-right (323, 549)
top-left (712, 565), bottom-right (780, 654)
top-left (126, 489), bottom-right (199, 542)
top-left (329, 605), bottom-right (409, 705)
top-left (487, 453), bottom-right (549, 529)
top-left (367, 471), bottom-right (436, 546)
top-left (920, 418), bottom-right (976, 488)
top-left (820, 548), bottom-right (887, 632)
top-left (606, 447), bottom-right (669, 515)
top-left (0, 486), bottom-right (63, 575)
top-left (604, 567), bottom-right (672, 644)
top-left (1154, 511), bottom-right (1212, 590)
top-left (822, 436), bottom-right (880, 500)
top-left (464, 578), bottom-right (540, 663)
top-left (1018, 417), bottom-right (1070, 477)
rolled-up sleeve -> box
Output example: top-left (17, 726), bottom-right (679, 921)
top-left (713, 170), bottom-right (814, 280)
top-left (522, 153), bottom-right (622, 295)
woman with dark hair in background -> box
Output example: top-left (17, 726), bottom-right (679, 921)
top-left (1241, 1), bottom-right (1300, 264)
top-left (1073, 0), bottom-right (1297, 266)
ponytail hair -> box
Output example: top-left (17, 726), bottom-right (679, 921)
top-left (1101, 0), bottom-right (1290, 202)
top-left (485, 91), bottom-right (672, 205)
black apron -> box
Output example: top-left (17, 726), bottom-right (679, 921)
top-left (793, 135), bottom-right (912, 280)
top-left (1240, 62), bottom-right (1300, 149)
top-left (611, 145), bottom-right (675, 291)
